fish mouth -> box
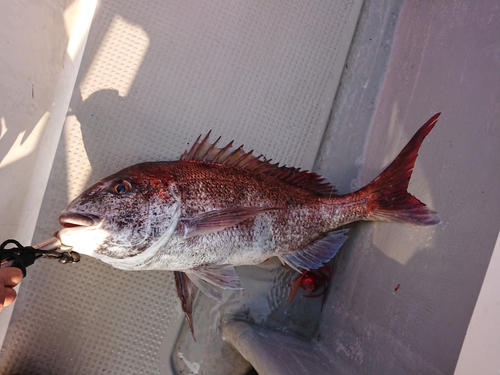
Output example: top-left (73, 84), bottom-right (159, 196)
top-left (57, 212), bottom-right (106, 254)
top-left (59, 212), bottom-right (102, 228)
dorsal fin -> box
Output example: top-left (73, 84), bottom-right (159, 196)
top-left (180, 131), bottom-right (337, 196)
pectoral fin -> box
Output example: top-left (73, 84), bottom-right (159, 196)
top-left (182, 207), bottom-right (279, 238)
top-left (174, 271), bottom-right (196, 339)
top-left (279, 229), bottom-right (349, 272)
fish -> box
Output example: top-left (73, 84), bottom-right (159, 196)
top-left (56, 113), bottom-right (441, 337)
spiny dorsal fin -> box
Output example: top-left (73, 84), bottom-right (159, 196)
top-left (181, 131), bottom-right (337, 196)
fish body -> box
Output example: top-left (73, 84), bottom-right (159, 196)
top-left (57, 113), bottom-right (441, 335)
top-left (67, 161), bottom-right (348, 268)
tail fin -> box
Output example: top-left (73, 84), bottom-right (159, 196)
top-left (363, 113), bottom-right (441, 226)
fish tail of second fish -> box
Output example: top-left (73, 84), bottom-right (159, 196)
top-left (360, 113), bottom-right (442, 226)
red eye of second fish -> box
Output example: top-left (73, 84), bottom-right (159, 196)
top-left (300, 272), bottom-right (319, 292)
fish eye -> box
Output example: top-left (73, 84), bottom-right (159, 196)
top-left (111, 180), bottom-right (132, 195)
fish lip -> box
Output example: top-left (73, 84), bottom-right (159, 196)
top-left (59, 212), bottom-right (102, 228)
top-left (57, 212), bottom-right (104, 249)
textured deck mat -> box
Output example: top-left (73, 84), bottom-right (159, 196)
top-left (0, 1), bottom-right (361, 374)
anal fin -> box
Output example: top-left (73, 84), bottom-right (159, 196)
top-left (279, 229), bottom-right (349, 272)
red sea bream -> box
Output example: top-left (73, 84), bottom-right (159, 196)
top-left (57, 113), bottom-right (441, 335)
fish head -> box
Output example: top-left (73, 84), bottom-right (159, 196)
top-left (57, 163), bottom-right (179, 263)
